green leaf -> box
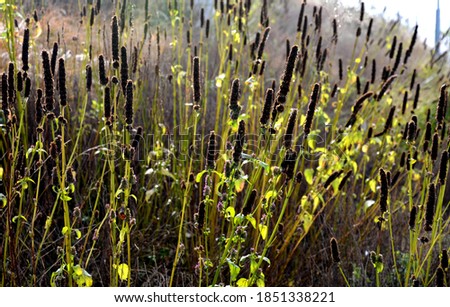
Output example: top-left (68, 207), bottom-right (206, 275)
top-left (117, 263), bottom-right (129, 281)
top-left (195, 170), bottom-right (207, 183)
top-left (259, 224), bottom-right (268, 240)
top-left (60, 193), bottom-right (72, 201)
top-left (12, 215), bottom-right (27, 223)
top-left (62, 226), bottom-right (69, 235)
top-left (225, 206), bottom-right (236, 219)
top-left (369, 179), bottom-right (377, 193)
top-left (246, 216), bottom-right (256, 229)
top-left (74, 229), bottom-right (82, 239)
top-left (374, 261), bottom-right (384, 273)
top-left (304, 168), bottom-right (314, 185)
top-left (0, 193), bottom-right (6, 208)
top-left (234, 178), bottom-right (246, 192)
top-left (250, 259), bottom-right (258, 274)
top-left (226, 258), bottom-right (241, 282)
top-left (237, 278), bottom-right (249, 287)
top-left (256, 278), bottom-right (265, 287)
top-left (264, 190), bottom-right (277, 200)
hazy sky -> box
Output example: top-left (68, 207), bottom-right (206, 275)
top-left (339, 0), bottom-right (448, 46)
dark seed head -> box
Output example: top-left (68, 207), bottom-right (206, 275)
top-left (98, 54), bottom-right (108, 86)
top-left (409, 205), bottom-right (417, 229)
top-left (304, 83), bottom-right (321, 137)
top-left (424, 183), bottom-right (436, 231)
top-left (260, 88), bottom-right (273, 126)
top-left (330, 237), bottom-right (341, 263)
top-left (206, 131), bottom-right (217, 170)
top-left (379, 168), bottom-right (388, 214)
top-left (86, 64), bottom-right (92, 92)
top-left (104, 86), bottom-right (111, 120)
top-left (440, 250), bottom-right (448, 270)
top-left (125, 80), bottom-right (133, 125)
top-left (120, 46), bottom-right (128, 92)
top-left (193, 56), bottom-right (201, 105)
top-left (111, 16), bottom-right (120, 68)
top-left (283, 108), bottom-right (297, 149)
top-left (436, 267), bottom-right (444, 287)
top-left (229, 78), bottom-right (241, 120)
top-left (439, 150), bottom-right (448, 185)
top-left (431, 133), bottom-right (439, 161)
top-left (436, 84), bottom-right (447, 125)
top-left (58, 58), bottom-right (67, 107)
top-left (42, 50), bottom-right (54, 111)
top-left (22, 28), bottom-right (30, 71)
top-left (233, 120), bottom-right (245, 164)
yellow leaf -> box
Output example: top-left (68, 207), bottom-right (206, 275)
top-left (237, 278), bottom-right (249, 287)
top-left (117, 263), bottom-right (129, 281)
top-left (259, 224), bottom-right (268, 240)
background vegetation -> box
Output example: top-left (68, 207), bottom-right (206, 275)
top-left (0, 0), bottom-right (449, 286)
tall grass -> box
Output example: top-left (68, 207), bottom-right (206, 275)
top-left (0, 0), bottom-right (449, 287)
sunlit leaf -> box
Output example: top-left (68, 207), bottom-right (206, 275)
top-left (236, 278), bottom-right (249, 287)
top-left (259, 224), bottom-right (268, 240)
top-left (226, 258), bottom-right (240, 282)
top-left (246, 216), bottom-right (256, 229)
top-left (117, 263), bottom-right (129, 281)
top-left (195, 170), bottom-right (207, 183)
top-left (256, 278), bottom-right (265, 287)
top-left (304, 168), bottom-right (314, 185)
top-left (74, 229), bottom-right (82, 239)
top-left (234, 178), bottom-right (246, 192)
top-left (225, 206), bottom-right (236, 219)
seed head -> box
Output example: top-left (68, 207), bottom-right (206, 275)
top-left (424, 183), bottom-right (436, 231)
top-left (379, 168), bottom-right (388, 214)
top-left (58, 58), bottom-right (67, 107)
top-left (193, 56), bottom-right (201, 106)
top-left (409, 205), bottom-right (417, 230)
top-left (304, 83), bottom-right (321, 137)
top-left (233, 120), bottom-right (245, 164)
top-left (86, 64), bottom-right (92, 92)
top-left (330, 237), bottom-right (341, 263)
top-left (42, 50), bottom-right (54, 111)
top-left (431, 133), bottom-right (439, 161)
top-left (125, 80), bottom-right (133, 125)
top-left (260, 88), bottom-right (273, 126)
top-left (98, 54), bottom-right (108, 86)
top-left (439, 150), bottom-right (448, 185)
top-left (22, 28), bottom-right (30, 71)
top-left (111, 16), bottom-right (120, 69)
top-left (104, 86), bottom-right (111, 120)
top-left (120, 46), bottom-right (128, 93)
top-left (206, 131), bottom-right (217, 170)
top-left (283, 109), bottom-right (297, 149)
top-left (436, 84), bottom-right (447, 125)
top-left (229, 79), bottom-right (241, 120)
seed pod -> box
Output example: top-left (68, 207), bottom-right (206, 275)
top-left (330, 237), bottom-right (341, 263)
top-left (243, 189), bottom-right (257, 215)
top-left (332, 18), bottom-right (338, 43)
top-left (200, 8), bottom-right (204, 28)
top-left (331, 83), bottom-right (338, 98)
top-left (338, 171), bottom-right (352, 190)
top-left (413, 83), bottom-right (420, 109)
top-left (229, 78), bottom-right (241, 120)
top-left (35, 88), bottom-right (43, 125)
top-left (374, 106), bottom-right (395, 137)
top-left (120, 46), bottom-right (128, 92)
top-left (338, 58), bottom-right (343, 81)
top-left (49, 141), bottom-right (58, 160)
top-left (42, 50), bottom-right (54, 111)
top-left (424, 183), bottom-right (435, 231)
top-left (24, 76), bottom-right (31, 98)
top-left (58, 58), bottom-right (67, 107)
top-left (409, 205), bottom-right (417, 229)
top-left (257, 27), bottom-right (271, 60)
top-left (260, 88), bottom-right (273, 126)
top-left (111, 16), bottom-right (120, 69)
top-left (86, 64), bottom-right (92, 92)
top-left (392, 42), bottom-right (402, 75)
top-left (22, 28), bottom-right (30, 71)
top-left (389, 36), bottom-right (397, 59)
top-left (2, 73), bottom-right (9, 117)
top-left (379, 168), bottom-right (388, 214)
top-left (16, 71), bottom-right (23, 92)
top-left (193, 56), bottom-right (201, 106)
top-left (324, 170), bottom-right (343, 189)
top-left (104, 86), bottom-right (111, 120)
top-left (205, 19), bottom-right (210, 38)
top-left (98, 55), bottom-right (108, 85)
top-left (436, 84), bottom-right (447, 125)
top-left (125, 80), bottom-right (133, 125)
top-left (259, 60), bottom-right (266, 75)
top-left (297, 2), bottom-right (305, 32)
top-left (8, 62), bottom-right (15, 106)
top-left (405, 25), bottom-right (418, 64)
top-left (284, 109), bottom-right (297, 149)
top-left (377, 75), bottom-right (397, 101)
top-left (359, 2), bottom-right (365, 22)
top-left (431, 133), bottom-right (439, 161)
top-left (206, 131), bottom-right (217, 170)
top-left (50, 42), bottom-right (58, 77)
top-left (280, 149), bottom-right (297, 179)
top-left (366, 18), bottom-right (373, 42)
top-left (197, 201), bottom-right (205, 230)
top-left (410, 69), bottom-right (416, 91)
top-left (439, 150), bottom-right (448, 185)
top-left (407, 120), bottom-right (416, 142)
top-left (356, 26), bottom-right (361, 37)
top-left (233, 120), bottom-right (245, 164)
top-left (401, 91), bottom-right (408, 115)
top-left (304, 83), bottom-right (321, 137)
top-left (371, 59), bottom-right (376, 84)
top-left (131, 126), bottom-right (143, 149)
